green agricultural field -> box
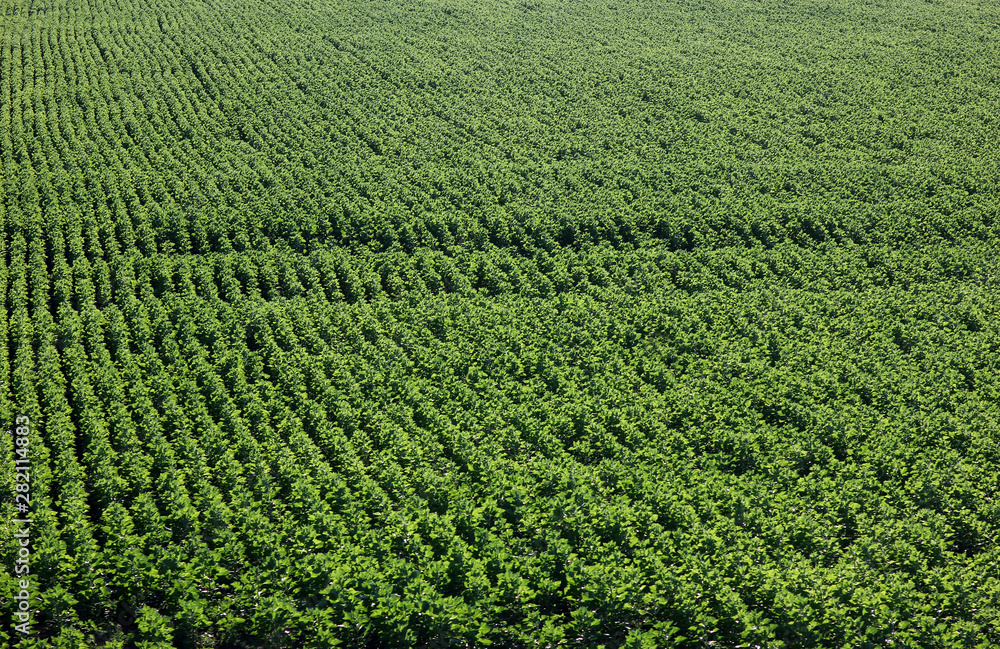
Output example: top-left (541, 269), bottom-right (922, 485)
top-left (1, 0), bottom-right (999, 646)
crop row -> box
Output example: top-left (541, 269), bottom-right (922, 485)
top-left (2, 0), bottom-right (999, 261)
top-left (1, 236), bottom-right (998, 645)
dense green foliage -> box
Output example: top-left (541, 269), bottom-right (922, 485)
top-left (1, 0), bottom-right (999, 646)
